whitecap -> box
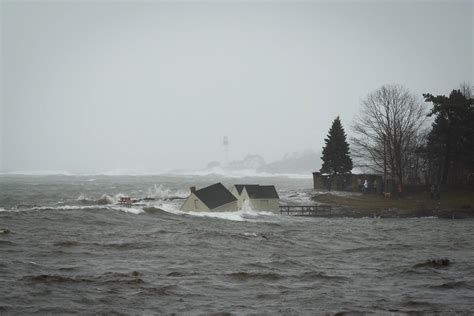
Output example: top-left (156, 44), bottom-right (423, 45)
top-left (167, 166), bottom-right (312, 179)
top-left (4, 170), bottom-right (73, 176)
top-left (146, 184), bottom-right (188, 200)
top-left (182, 209), bottom-right (279, 222)
top-left (110, 206), bottom-right (144, 214)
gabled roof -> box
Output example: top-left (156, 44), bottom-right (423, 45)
top-left (238, 184), bottom-right (279, 199)
top-left (234, 184), bottom-right (260, 195)
top-left (258, 185), bottom-right (280, 199)
top-left (194, 183), bottom-right (237, 209)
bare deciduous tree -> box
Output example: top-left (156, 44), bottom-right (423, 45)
top-left (459, 82), bottom-right (473, 99)
top-left (351, 84), bottom-right (427, 185)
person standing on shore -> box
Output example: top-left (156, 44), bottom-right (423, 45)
top-left (363, 179), bottom-right (368, 194)
top-left (397, 183), bottom-right (402, 199)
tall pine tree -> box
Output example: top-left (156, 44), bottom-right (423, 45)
top-left (423, 89), bottom-right (474, 185)
top-left (320, 116), bottom-right (353, 175)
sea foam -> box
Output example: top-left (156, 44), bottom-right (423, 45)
top-left (146, 184), bottom-right (188, 200)
top-left (168, 166), bottom-right (312, 179)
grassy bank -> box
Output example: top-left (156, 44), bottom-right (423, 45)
top-left (311, 190), bottom-right (474, 218)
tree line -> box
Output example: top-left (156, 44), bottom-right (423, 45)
top-left (319, 83), bottom-right (474, 190)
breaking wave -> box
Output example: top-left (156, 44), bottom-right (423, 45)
top-left (97, 194), bottom-right (121, 205)
top-left (168, 167), bottom-right (312, 179)
top-left (76, 193), bottom-right (127, 205)
top-left (182, 209), bottom-right (279, 222)
top-left (1, 170), bottom-right (74, 176)
top-left (146, 184), bottom-right (187, 200)
top-left (2, 205), bottom-right (144, 215)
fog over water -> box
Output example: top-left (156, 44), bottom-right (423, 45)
top-left (1, 0), bottom-right (473, 174)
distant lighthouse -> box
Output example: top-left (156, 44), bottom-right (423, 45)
top-left (222, 136), bottom-right (229, 167)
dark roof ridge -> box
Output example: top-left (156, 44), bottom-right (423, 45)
top-left (242, 184), bottom-right (279, 199)
top-left (194, 183), bottom-right (237, 209)
top-left (234, 184), bottom-right (260, 194)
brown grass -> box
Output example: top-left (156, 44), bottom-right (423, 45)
top-left (312, 190), bottom-right (474, 215)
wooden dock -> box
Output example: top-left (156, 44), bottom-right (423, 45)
top-left (279, 205), bottom-right (332, 217)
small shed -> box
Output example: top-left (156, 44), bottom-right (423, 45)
top-left (180, 183), bottom-right (238, 212)
top-left (230, 184), bottom-right (280, 212)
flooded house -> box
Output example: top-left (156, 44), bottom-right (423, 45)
top-left (230, 184), bottom-right (280, 212)
top-left (180, 183), bottom-right (238, 212)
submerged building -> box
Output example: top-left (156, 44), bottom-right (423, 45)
top-left (230, 184), bottom-right (280, 212)
top-left (181, 183), bottom-right (280, 212)
top-left (180, 183), bottom-right (238, 212)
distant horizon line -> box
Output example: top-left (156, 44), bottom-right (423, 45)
top-left (0, 168), bottom-right (314, 179)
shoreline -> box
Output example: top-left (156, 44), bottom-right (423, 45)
top-left (310, 191), bottom-right (474, 219)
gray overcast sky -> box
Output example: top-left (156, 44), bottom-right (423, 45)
top-left (1, 0), bottom-right (473, 174)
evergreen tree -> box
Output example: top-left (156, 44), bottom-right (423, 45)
top-left (320, 116), bottom-right (353, 176)
top-left (423, 89), bottom-right (474, 185)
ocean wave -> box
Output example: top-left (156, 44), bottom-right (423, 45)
top-left (146, 184), bottom-right (188, 200)
top-left (94, 241), bottom-right (150, 250)
top-left (0, 169), bottom-right (166, 176)
top-left (143, 207), bottom-right (166, 214)
top-left (77, 193), bottom-right (127, 205)
top-left (297, 271), bottom-right (349, 282)
top-left (3, 204), bottom-right (144, 215)
top-left (138, 285), bottom-right (178, 297)
top-left (280, 190), bottom-right (314, 204)
top-left (429, 280), bottom-right (474, 290)
top-left (226, 271), bottom-right (284, 281)
top-left (182, 209), bottom-right (279, 222)
top-left (53, 240), bottom-right (80, 247)
top-left (21, 271), bottom-right (144, 285)
top-left (97, 194), bottom-right (120, 205)
top-left (168, 167), bottom-right (312, 179)
top-left (1, 169), bottom-right (312, 178)
top-left (1, 170), bottom-right (74, 176)
top-left (5, 199), bottom-right (292, 223)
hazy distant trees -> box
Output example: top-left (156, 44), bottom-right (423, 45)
top-left (320, 116), bottom-right (353, 183)
top-left (422, 85), bottom-right (474, 185)
top-left (351, 84), bottom-right (427, 185)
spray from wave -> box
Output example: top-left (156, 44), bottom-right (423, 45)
top-left (146, 184), bottom-right (188, 200)
top-left (9, 205), bottom-right (145, 215)
top-left (97, 194), bottom-right (122, 205)
top-left (182, 209), bottom-right (279, 222)
top-left (76, 193), bottom-right (127, 205)
top-left (168, 167), bottom-right (312, 179)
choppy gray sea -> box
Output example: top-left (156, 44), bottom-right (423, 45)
top-left (1, 175), bottom-right (473, 315)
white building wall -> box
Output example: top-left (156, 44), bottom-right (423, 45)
top-left (181, 194), bottom-right (238, 212)
top-left (241, 188), bottom-right (279, 212)
top-left (249, 199), bottom-right (279, 212)
top-left (212, 200), bottom-right (239, 212)
top-left (180, 193), bottom-right (210, 212)
top-left (229, 186), bottom-right (241, 200)
top-left (182, 186), bottom-right (279, 212)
